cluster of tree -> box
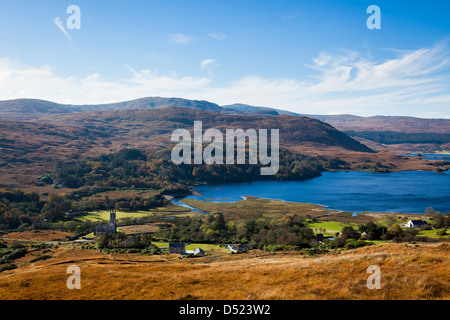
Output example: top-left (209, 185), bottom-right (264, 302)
top-left (344, 130), bottom-right (450, 145)
top-left (94, 232), bottom-right (160, 255)
top-left (330, 217), bottom-right (449, 247)
top-left (51, 147), bottom-right (348, 190)
top-left (155, 213), bottom-right (316, 249)
top-left (68, 193), bottom-right (166, 214)
top-left (0, 189), bottom-right (43, 230)
top-left (425, 207), bottom-right (450, 229)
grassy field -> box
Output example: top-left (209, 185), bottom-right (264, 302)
top-left (0, 242), bottom-right (448, 300)
top-left (77, 203), bottom-right (202, 223)
top-left (181, 197), bottom-right (345, 220)
top-left (153, 242), bottom-right (230, 254)
top-left (417, 228), bottom-right (450, 239)
top-left (307, 220), bottom-right (354, 236)
top-left (179, 197), bottom-right (389, 227)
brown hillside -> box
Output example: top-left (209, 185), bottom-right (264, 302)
top-left (0, 243), bottom-right (448, 300)
top-left (2, 106), bottom-right (448, 192)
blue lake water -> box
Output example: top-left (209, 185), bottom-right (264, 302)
top-left (179, 170), bottom-right (450, 214)
top-left (404, 153), bottom-right (450, 161)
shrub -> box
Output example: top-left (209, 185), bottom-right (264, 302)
top-left (344, 239), bottom-right (372, 250)
top-left (0, 248), bottom-right (27, 263)
top-left (0, 264), bottom-right (17, 273)
top-left (29, 255), bottom-right (52, 263)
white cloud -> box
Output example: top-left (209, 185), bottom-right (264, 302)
top-left (207, 32), bottom-right (226, 40)
top-left (0, 43), bottom-right (449, 118)
top-left (0, 58), bottom-right (210, 104)
top-left (54, 17), bottom-right (71, 39)
top-left (200, 59), bottom-right (217, 71)
top-left (169, 33), bottom-right (195, 44)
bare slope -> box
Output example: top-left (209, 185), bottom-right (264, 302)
top-left (0, 243), bottom-right (448, 300)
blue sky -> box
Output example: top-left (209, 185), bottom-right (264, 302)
top-left (0, 0), bottom-right (449, 118)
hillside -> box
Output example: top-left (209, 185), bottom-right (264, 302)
top-left (0, 107), bottom-right (376, 190)
top-left (0, 99), bottom-right (79, 120)
top-left (2, 97), bottom-right (449, 135)
top-left (0, 242), bottom-right (448, 300)
top-left (0, 97), bottom-right (227, 120)
top-left (305, 114), bottom-right (450, 134)
top-left (1, 97), bottom-right (449, 191)
top-left (41, 107), bottom-right (373, 153)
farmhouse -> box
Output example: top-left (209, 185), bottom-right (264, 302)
top-left (93, 210), bottom-right (117, 236)
top-left (406, 220), bottom-right (428, 228)
top-left (193, 248), bottom-right (205, 256)
top-left (169, 242), bottom-right (186, 255)
top-left (224, 244), bottom-right (248, 253)
top-left (315, 233), bottom-right (324, 241)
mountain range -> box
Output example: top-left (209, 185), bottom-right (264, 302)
top-left (0, 97), bottom-right (449, 191)
top-left (1, 97), bottom-right (449, 134)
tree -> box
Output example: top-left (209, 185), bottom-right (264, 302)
top-left (41, 194), bottom-right (72, 221)
top-left (340, 226), bottom-right (359, 241)
top-left (432, 211), bottom-right (445, 228)
top-left (424, 207), bottom-right (435, 217)
top-left (383, 214), bottom-right (397, 227)
top-left (383, 223), bottom-right (403, 240)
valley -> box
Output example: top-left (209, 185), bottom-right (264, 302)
top-left (0, 97), bottom-right (449, 301)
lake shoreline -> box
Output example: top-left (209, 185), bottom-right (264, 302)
top-left (180, 170), bottom-right (450, 215)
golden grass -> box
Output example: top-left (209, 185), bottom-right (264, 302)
top-left (181, 197), bottom-right (343, 220)
top-left (0, 242), bottom-right (448, 300)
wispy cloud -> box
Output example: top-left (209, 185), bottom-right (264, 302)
top-left (282, 9), bottom-right (302, 21)
top-left (200, 59), bottom-right (217, 70)
top-left (169, 33), bottom-right (195, 44)
top-left (54, 17), bottom-right (71, 39)
top-left (207, 32), bottom-right (226, 40)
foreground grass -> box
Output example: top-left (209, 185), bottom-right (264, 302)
top-left (0, 243), bottom-right (448, 300)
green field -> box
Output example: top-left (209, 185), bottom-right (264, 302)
top-left (307, 220), bottom-right (354, 236)
top-left (417, 228), bottom-right (450, 239)
top-left (77, 203), bottom-right (201, 222)
top-left (152, 242), bottom-right (229, 254)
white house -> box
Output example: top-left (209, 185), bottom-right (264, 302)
top-left (406, 220), bottom-right (428, 228)
top-left (193, 248), bottom-right (205, 256)
top-left (224, 244), bottom-right (248, 253)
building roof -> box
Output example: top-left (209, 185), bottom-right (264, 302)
top-left (169, 242), bottom-right (185, 248)
top-left (409, 220), bottom-right (427, 224)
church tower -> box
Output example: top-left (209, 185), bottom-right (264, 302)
top-left (109, 210), bottom-right (117, 229)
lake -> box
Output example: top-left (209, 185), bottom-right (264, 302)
top-left (404, 153), bottom-right (450, 161)
top-left (177, 170), bottom-right (450, 214)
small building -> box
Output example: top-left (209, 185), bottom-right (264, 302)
top-left (224, 244), bottom-right (248, 253)
top-left (193, 248), bottom-right (205, 256)
top-left (406, 219), bottom-right (428, 228)
top-left (315, 233), bottom-right (324, 241)
top-left (94, 210), bottom-right (117, 236)
top-left (168, 242), bottom-right (186, 255)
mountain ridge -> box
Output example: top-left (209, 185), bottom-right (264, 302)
top-left (1, 97), bottom-right (448, 134)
